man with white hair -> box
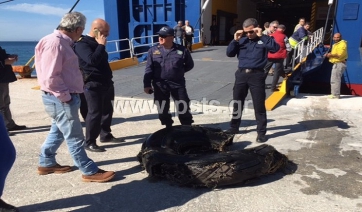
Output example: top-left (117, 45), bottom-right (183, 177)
top-left (183, 20), bottom-right (194, 52)
top-left (35, 12), bottom-right (115, 182)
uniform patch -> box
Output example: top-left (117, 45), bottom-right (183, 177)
top-left (257, 40), bottom-right (264, 44)
top-left (153, 50), bottom-right (161, 55)
top-left (177, 50), bottom-right (183, 55)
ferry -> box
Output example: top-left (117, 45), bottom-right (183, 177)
top-left (102, 0), bottom-right (361, 98)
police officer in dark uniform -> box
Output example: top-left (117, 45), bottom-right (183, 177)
top-left (144, 26), bottom-right (194, 128)
top-left (226, 18), bottom-right (280, 143)
top-left (74, 19), bottom-right (125, 153)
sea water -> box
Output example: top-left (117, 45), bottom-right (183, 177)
top-left (0, 41), bottom-right (37, 66)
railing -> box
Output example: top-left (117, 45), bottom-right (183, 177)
top-left (193, 29), bottom-right (201, 44)
top-left (292, 27), bottom-right (324, 68)
top-left (107, 29), bottom-right (202, 60)
top-left (130, 35), bottom-right (160, 57)
top-left (106, 38), bottom-right (133, 61)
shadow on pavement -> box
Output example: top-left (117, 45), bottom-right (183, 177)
top-left (267, 119), bottom-right (350, 139)
top-left (9, 125), bottom-right (50, 135)
top-left (19, 177), bottom-right (209, 212)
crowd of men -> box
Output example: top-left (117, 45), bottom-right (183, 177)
top-left (173, 20), bottom-right (195, 52)
top-left (0, 12), bottom-right (348, 211)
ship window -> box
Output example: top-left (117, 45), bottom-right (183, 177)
top-left (343, 3), bottom-right (359, 20)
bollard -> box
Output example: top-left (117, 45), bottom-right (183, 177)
top-left (12, 65), bottom-right (32, 78)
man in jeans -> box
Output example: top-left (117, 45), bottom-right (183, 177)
top-left (173, 20), bottom-right (184, 45)
top-left (324, 33), bottom-right (348, 99)
top-left (35, 12), bottom-right (115, 182)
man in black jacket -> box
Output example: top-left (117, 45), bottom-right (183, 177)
top-left (144, 26), bottom-right (194, 128)
top-left (225, 18), bottom-right (280, 143)
top-left (74, 19), bottom-right (125, 152)
top-left (0, 46), bottom-right (26, 134)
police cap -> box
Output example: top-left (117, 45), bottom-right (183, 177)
top-left (158, 26), bottom-right (174, 36)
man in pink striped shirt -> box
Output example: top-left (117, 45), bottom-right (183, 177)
top-left (35, 12), bottom-right (114, 183)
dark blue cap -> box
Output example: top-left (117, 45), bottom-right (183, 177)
top-left (158, 26), bottom-right (174, 36)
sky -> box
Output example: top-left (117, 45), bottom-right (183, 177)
top-left (0, 0), bottom-right (104, 41)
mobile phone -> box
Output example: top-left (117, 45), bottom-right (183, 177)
top-left (93, 29), bottom-right (100, 38)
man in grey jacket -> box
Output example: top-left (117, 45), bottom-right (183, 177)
top-left (174, 21), bottom-right (184, 45)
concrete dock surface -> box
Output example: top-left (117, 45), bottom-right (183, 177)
top-left (3, 46), bottom-right (362, 212)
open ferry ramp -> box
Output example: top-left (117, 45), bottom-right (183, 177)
top-left (4, 45), bottom-right (362, 212)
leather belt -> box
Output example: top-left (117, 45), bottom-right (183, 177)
top-left (42, 91), bottom-right (53, 95)
top-left (238, 68), bottom-right (263, 73)
top-left (42, 91), bottom-right (78, 95)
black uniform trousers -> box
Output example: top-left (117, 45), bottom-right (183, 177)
top-left (153, 81), bottom-right (193, 127)
top-left (184, 35), bottom-right (193, 52)
top-left (285, 50), bottom-right (293, 68)
top-left (84, 81), bottom-right (114, 146)
top-left (230, 68), bottom-right (267, 136)
top-left (79, 93), bottom-right (88, 121)
top-left (264, 58), bottom-right (284, 90)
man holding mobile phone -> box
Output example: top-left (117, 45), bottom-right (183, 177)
top-left (74, 18), bottom-right (125, 153)
top-left (225, 18), bottom-right (280, 143)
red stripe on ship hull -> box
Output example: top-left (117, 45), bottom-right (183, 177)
top-left (300, 82), bottom-right (362, 96)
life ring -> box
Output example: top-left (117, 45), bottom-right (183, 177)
top-left (137, 125), bottom-right (289, 188)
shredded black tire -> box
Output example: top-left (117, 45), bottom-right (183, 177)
top-left (137, 125), bottom-right (289, 188)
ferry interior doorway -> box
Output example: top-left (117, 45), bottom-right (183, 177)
top-left (217, 11), bottom-right (237, 45)
top-left (255, 0), bottom-right (333, 41)
top-left (204, 0), bottom-right (333, 45)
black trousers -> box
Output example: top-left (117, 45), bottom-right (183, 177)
top-left (0, 83), bottom-right (16, 128)
top-left (264, 58), bottom-right (284, 90)
top-left (285, 50), bottom-right (293, 68)
top-left (184, 35), bottom-right (193, 52)
top-left (84, 82), bottom-right (114, 146)
top-left (153, 82), bottom-right (193, 126)
top-left (79, 93), bottom-right (88, 121)
top-left (230, 68), bottom-right (267, 135)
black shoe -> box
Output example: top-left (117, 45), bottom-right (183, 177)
top-left (84, 144), bottom-right (106, 152)
top-left (256, 134), bottom-right (267, 143)
top-left (100, 134), bottom-right (125, 143)
top-left (7, 124), bottom-right (26, 131)
top-left (285, 69), bottom-right (292, 74)
top-left (225, 128), bottom-right (240, 134)
top-left (0, 199), bottom-right (19, 212)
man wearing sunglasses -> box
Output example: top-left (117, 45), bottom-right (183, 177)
top-left (262, 20), bottom-right (279, 36)
top-left (225, 18), bottom-right (280, 143)
top-left (144, 26), bottom-right (194, 129)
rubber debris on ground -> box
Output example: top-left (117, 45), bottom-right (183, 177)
top-left (137, 125), bottom-right (291, 188)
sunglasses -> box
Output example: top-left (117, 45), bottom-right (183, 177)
top-left (244, 30), bottom-right (255, 35)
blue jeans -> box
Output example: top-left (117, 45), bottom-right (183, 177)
top-left (175, 37), bottom-right (183, 45)
top-left (39, 92), bottom-right (98, 175)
